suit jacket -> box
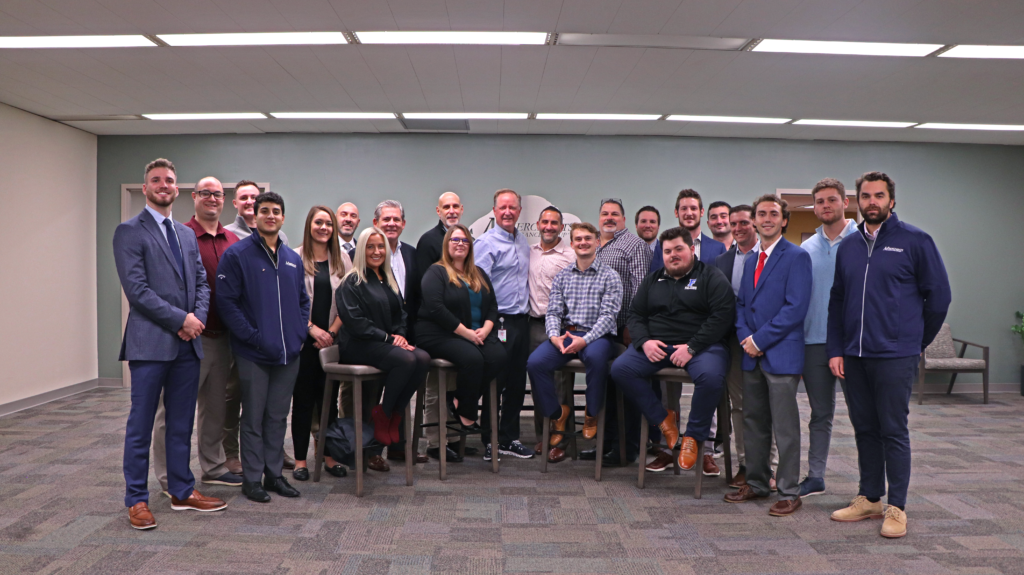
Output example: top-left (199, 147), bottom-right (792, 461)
top-left (295, 245), bottom-right (352, 329)
top-left (347, 241), bottom-right (420, 342)
top-left (415, 264), bottom-right (499, 342)
top-left (114, 208), bottom-right (210, 361)
top-left (715, 244), bottom-right (737, 280)
top-left (335, 272), bottom-right (407, 347)
top-left (699, 232), bottom-right (727, 264)
top-left (735, 237), bottom-right (812, 374)
top-left (649, 239), bottom-right (664, 273)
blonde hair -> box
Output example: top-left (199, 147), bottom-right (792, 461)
top-left (437, 224), bottom-right (488, 293)
top-left (300, 206), bottom-right (346, 278)
top-left (345, 227), bottom-right (400, 294)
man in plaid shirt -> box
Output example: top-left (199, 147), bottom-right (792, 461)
top-left (527, 223), bottom-right (622, 452)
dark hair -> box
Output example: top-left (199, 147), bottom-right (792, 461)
top-left (539, 205), bottom-right (563, 223)
top-left (254, 191), bottom-right (285, 215)
top-left (811, 177), bottom-right (846, 198)
top-left (855, 171), bottom-right (896, 202)
top-left (658, 226), bottom-right (694, 247)
top-left (635, 205), bottom-right (660, 225)
top-left (599, 198), bottom-right (625, 215)
top-left (144, 158), bottom-right (175, 180)
top-left (675, 188), bottom-right (703, 212)
top-left (729, 204), bottom-right (754, 217)
top-left (752, 194), bottom-right (789, 233)
top-left (569, 222), bottom-right (599, 239)
top-left (234, 179), bottom-right (259, 196)
top-left (707, 200), bottom-right (731, 212)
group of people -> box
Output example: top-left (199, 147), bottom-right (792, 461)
top-left (115, 157), bottom-right (951, 541)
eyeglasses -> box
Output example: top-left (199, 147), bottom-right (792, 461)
top-left (449, 237), bottom-right (471, 245)
top-left (196, 190), bottom-right (225, 200)
top-left (600, 197), bottom-right (623, 209)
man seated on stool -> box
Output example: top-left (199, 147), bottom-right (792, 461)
top-left (610, 227), bottom-right (735, 471)
top-left (527, 223), bottom-right (622, 459)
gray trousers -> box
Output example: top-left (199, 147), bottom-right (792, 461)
top-left (222, 360), bottom-right (241, 459)
top-left (529, 317), bottom-right (570, 439)
top-left (153, 334), bottom-right (232, 489)
top-left (726, 337), bottom-right (777, 468)
top-left (236, 355), bottom-right (300, 483)
top-left (802, 344), bottom-right (846, 479)
top-left (743, 361), bottom-right (800, 500)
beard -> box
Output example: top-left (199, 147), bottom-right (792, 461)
top-left (145, 190), bottom-right (175, 207)
top-left (861, 204), bottom-right (891, 225)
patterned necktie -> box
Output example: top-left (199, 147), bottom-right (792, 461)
top-left (162, 219), bottom-right (185, 279)
top-left (754, 251), bottom-right (768, 287)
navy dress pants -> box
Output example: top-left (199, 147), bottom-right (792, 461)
top-left (527, 332), bottom-right (614, 420)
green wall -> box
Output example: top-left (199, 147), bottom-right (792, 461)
top-left (97, 133), bottom-right (1024, 383)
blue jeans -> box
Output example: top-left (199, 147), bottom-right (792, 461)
top-left (527, 332), bottom-right (614, 420)
top-left (610, 343), bottom-right (729, 442)
top-left (844, 355), bottom-right (918, 509)
top-left (124, 339), bottom-right (200, 506)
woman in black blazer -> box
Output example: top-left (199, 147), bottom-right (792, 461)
top-left (415, 224), bottom-right (507, 430)
top-left (336, 227), bottom-right (430, 447)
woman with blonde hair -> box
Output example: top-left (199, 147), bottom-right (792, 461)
top-left (336, 227), bottom-right (429, 448)
top-left (291, 206), bottom-right (352, 481)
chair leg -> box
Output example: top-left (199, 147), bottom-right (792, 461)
top-left (354, 377), bottom-right (364, 497)
top-left (595, 403), bottom-right (606, 481)
top-left (983, 362), bottom-right (989, 405)
top-left (637, 415), bottom-right (649, 489)
top-left (947, 373), bottom-right (958, 395)
top-left (414, 380), bottom-right (425, 445)
top-left (313, 375), bottom-right (335, 483)
top-left (694, 441), bottom-right (704, 499)
top-left (542, 417), bottom-right (551, 473)
top-left (616, 388), bottom-right (627, 467)
top-left (719, 390), bottom-right (733, 485)
top-left (405, 400), bottom-right (414, 487)
top-left (438, 369), bottom-right (447, 481)
top-left (490, 379), bottom-right (499, 473)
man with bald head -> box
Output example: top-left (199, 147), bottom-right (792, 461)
top-left (336, 202), bottom-right (360, 253)
top-left (152, 176), bottom-right (243, 491)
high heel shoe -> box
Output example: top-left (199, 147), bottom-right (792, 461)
top-left (371, 405), bottom-right (392, 445)
top-left (389, 410), bottom-right (402, 445)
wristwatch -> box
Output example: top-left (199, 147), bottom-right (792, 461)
top-left (687, 344), bottom-right (696, 356)
top-left (329, 330), bottom-right (338, 339)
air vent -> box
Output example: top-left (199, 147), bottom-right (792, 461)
top-left (400, 118), bottom-right (470, 131)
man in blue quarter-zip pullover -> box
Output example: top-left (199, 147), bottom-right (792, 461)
top-left (827, 172), bottom-right (951, 539)
top-left (217, 192), bottom-right (310, 503)
top-left (797, 178), bottom-right (858, 499)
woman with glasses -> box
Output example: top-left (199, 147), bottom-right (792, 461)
top-left (415, 225), bottom-right (506, 433)
top-left (336, 227), bottom-right (429, 448)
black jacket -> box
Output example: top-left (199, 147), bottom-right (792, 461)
top-left (627, 260), bottom-right (736, 355)
top-left (335, 271), bottom-right (406, 347)
top-left (415, 220), bottom-right (447, 277)
top-left (348, 241), bottom-right (420, 342)
top-left (416, 264), bottom-right (499, 341)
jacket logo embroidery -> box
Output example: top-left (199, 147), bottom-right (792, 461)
top-left (684, 279), bottom-right (698, 290)
top-left (217, 274), bottom-right (225, 279)
top-left (285, 261), bottom-right (297, 268)
top-left (883, 246), bottom-right (904, 253)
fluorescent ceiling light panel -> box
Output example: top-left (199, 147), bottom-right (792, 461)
top-left (557, 33), bottom-right (748, 51)
top-left (403, 113), bottom-right (527, 120)
top-left (940, 45), bottom-right (1024, 59)
top-left (158, 32), bottom-right (348, 46)
top-left (794, 119), bottom-right (915, 128)
top-left (144, 113), bottom-right (266, 120)
top-left (915, 123), bottom-right (1024, 131)
top-left (0, 35), bottom-right (156, 48)
top-left (667, 115), bottom-right (789, 124)
top-left (536, 113), bottom-right (660, 121)
top-left (355, 31), bottom-right (546, 45)
top-left (753, 38), bottom-right (942, 57)
top-left (271, 112), bottom-right (395, 119)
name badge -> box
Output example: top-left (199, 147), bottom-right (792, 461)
top-left (498, 317), bottom-right (507, 343)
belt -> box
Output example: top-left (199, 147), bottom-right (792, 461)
top-left (203, 329), bottom-right (226, 339)
top-left (563, 324), bottom-right (589, 333)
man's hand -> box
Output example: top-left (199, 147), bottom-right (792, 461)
top-left (180, 313), bottom-right (204, 340)
top-left (740, 336), bottom-right (762, 358)
top-left (563, 332), bottom-right (587, 355)
top-left (642, 340), bottom-right (668, 362)
top-left (622, 327), bottom-right (632, 346)
top-left (309, 325), bottom-right (333, 349)
top-left (829, 357), bottom-right (844, 378)
top-left (669, 345), bottom-right (692, 368)
top-left (550, 334), bottom-right (566, 354)
top-left (177, 328), bottom-right (193, 341)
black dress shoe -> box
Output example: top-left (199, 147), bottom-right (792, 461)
top-left (324, 463), bottom-right (347, 477)
top-left (601, 449), bottom-right (638, 467)
top-left (449, 442), bottom-right (478, 456)
top-left (263, 476), bottom-right (300, 498)
top-left (426, 446), bottom-right (463, 463)
top-left (579, 448), bottom-right (599, 461)
top-left (292, 467), bottom-right (310, 481)
top-left (242, 481), bottom-right (271, 503)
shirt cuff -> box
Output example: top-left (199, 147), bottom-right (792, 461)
top-left (750, 337), bottom-right (761, 352)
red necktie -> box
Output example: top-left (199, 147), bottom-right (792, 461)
top-left (754, 251), bottom-right (768, 287)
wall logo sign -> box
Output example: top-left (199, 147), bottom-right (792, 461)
top-left (467, 195), bottom-right (582, 245)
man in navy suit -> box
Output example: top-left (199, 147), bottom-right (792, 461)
top-left (724, 195), bottom-right (811, 517)
top-left (674, 189), bottom-right (727, 264)
top-left (113, 158), bottom-right (227, 530)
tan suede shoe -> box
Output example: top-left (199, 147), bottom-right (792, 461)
top-left (881, 506), bottom-right (907, 538)
top-left (831, 495), bottom-right (884, 522)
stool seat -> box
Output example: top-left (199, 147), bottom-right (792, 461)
top-left (429, 358), bottom-right (455, 368)
top-left (654, 368), bottom-right (690, 380)
top-left (322, 364), bottom-right (384, 376)
top-left (562, 359), bottom-right (586, 372)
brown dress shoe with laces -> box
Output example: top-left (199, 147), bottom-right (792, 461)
top-left (678, 436), bottom-right (698, 470)
top-left (547, 447), bottom-right (567, 463)
top-left (702, 453), bottom-right (721, 476)
top-left (729, 466), bottom-right (747, 488)
top-left (367, 455), bottom-right (390, 472)
top-left (170, 490), bottom-right (227, 512)
top-left (645, 451), bottom-right (674, 472)
top-left (724, 484), bottom-right (769, 503)
top-left (657, 410), bottom-right (679, 450)
top-left (769, 497), bottom-right (802, 517)
top-left (582, 414), bottom-right (598, 439)
top-left (128, 502), bottom-right (156, 530)
top-left (550, 405), bottom-right (571, 446)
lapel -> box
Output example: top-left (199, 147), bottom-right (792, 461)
top-left (752, 237), bottom-right (789, 297)
top-left (140, 209), bottom-right (182, 280)
top-left (699, 233), bottom-right (713, 263)
top-left (400, 243), bottom-right (416, 293)
top-left (721, 245), bottom-right (736, 277)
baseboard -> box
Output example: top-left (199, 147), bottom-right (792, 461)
top-left (97, 378), bottom-right (123, 388)
top-left (0, 378), bottom-right (117, 418)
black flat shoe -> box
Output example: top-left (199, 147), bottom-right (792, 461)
top-left (324, 463), bottom-right (348, 477)
top-left (291, 467), bottom-right (310, 481)
top-left (263, 476), bottom-right (300, 498)
top-left (242, 481), bottom-right (271, 503)
top-left (460, 421), bottom-right (481, 433)
top-left (426, 446), bottom-right (463, 463)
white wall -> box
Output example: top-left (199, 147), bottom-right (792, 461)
top-left (0, 103), bottom-right (98, 406)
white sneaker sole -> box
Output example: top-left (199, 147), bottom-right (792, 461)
top-left (498, 449), bottom-right (534, 459)
top-left (201, 478), bottom-right (243, 486)
top-left (130, 522), bottom-right (157, 530)
top-left (831, 513), bottom-right (883, 522)
top-left (170, 503), bottom-right (228, 512)
top-left (799, 489), bottom-right (826, 498)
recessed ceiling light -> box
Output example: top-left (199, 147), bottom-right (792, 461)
top-left (939, 45), bottom-right (1024, 59)
top-left (535, 114), bottom-right (661, 121)
top-left (143, 113), bottom-right (267, 120)
top-left (270, 112), bottom-right (396, 119)
top-left (794, 119), bottom-right (915, 128)
top-left (354, 31), bottom-right (547, 45)
top-left (667, 115), bottom-right (790, 124)
top-left (402, 113), bottom-right (528, 120)
top-left (915, 123), bottom-right (1024, 131)
top-left (157, 32), bottom-right (349, 47)
top-left (753, 38), bottom-right (942, 57)
top-left (0, 35), bottom-right (156, 48)
top-left (556, 33), bottom-right (749, 51)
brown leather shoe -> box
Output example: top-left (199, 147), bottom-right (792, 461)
top-left (547, 447), bottom-right (567, 463)
top-left (729, 466), bottom-right (747, 488)
top-left (225, 457), bottom-right (243, 476)
top-left (550, 405), bottom-right (571, 446)
top-left (702, 453), bottom-right (721, 477)
top-left (367, 455), bottom-right (390, 472)
top-left (769, 497), bottom-right (802, 517)
top-left (170, 490), bottom-right (227, 512)
top-left (645, 451), bottom-right (674, 472)
top-left (770, 474), bottom-right (777, 492)
top-left (128, 502), bottom-right (156, 530)
top-left (582, 414), bottom-right (598, 439)
top-left (283, 452), bottom-right (296, 470)
top-left (678, 436), bottom-right (698, 470)
top-left (724, 484), bottom-right (769, 503)
top-left (534, 441), bottom-right (543, 455)
top-left (657, 410), bottom-right (679, 450)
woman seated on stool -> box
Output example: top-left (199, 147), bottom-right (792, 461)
top-left (291, 205), bottom-right (352, 481)
top-left (415, 224), bottom-right (507, 434)
top-left (336, 227), bottom-right (430, 447)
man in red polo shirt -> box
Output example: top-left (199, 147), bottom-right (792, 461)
top-left (152, 176), bottom-right (242, 489)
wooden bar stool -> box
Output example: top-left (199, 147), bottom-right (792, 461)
top-left (316, 345), bottom-right (415, 497)
top-left (427, 358), bottom-right (500, 479)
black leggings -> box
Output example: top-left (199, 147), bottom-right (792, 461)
top-left (417, 333), bottom-right (507, 421)
top-left (341, 340), bottom-right (430, 417)
top-left (291, 343), bottom-right (339, 460)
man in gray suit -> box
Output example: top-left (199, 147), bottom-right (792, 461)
top-left (113, 158), bottom-right (227, 530)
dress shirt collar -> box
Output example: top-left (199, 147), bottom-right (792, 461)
top-left (186, 216), bottom-right (226, 237)
top-left (757, 236), bottom-right (782, 259)
top-left (492, 226), bottom-right (518, 241)
top-left (145, 204), bottom-right (170, 226)
top-left (736, 239), bottom-right (760, 256)
top-left (533, 237), bottom-right (572, 255)
top-left (571, 258), bottom-right (602, 275)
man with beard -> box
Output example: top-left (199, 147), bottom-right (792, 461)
top-left (336, 202), bottom-right (360, 253)
top-left (828, 172), bottom-right (950, 538)
top-left (707, 201), bottom-right (733, 249)
top-left (225, 180), bottom-right (289, 245)
top-left (675, 189), bottom-right (726, 264)
top-left (635, 206), bottom-right (663, 273)
top-left (796, 178), bottom-right (857, 498)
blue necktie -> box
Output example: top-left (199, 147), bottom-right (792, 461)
top-left (162, 219), bottom-right (185, 279)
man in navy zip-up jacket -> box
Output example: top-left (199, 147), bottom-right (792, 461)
top-left (217, 192), bottom-right (310, 503)
top-left (826, 172), bottom-right (950, 539)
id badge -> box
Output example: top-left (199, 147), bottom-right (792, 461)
top-left (498, 317), bottom-right (507, 343)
